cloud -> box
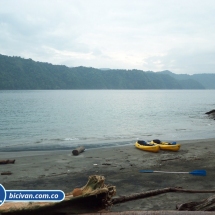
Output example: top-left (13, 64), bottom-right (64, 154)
top-left (164, 49), bottom-right (215, 74)
top-left (1, 0), bottom-right (215, 74)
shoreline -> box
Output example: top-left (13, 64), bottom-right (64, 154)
top-left (1, 137), bottom-right (215, 153)
top-left (1, 138), bottom-right (215, 211)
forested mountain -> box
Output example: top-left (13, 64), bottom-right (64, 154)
top-left (159, 70), bottom-right (215, 89)
top-left (0, 54), bottom-right (208, 90)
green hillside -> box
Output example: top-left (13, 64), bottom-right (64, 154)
top-left (159, 70), bottom-right (215, 89)
top-left (0, 54), bottom-right (205, 90)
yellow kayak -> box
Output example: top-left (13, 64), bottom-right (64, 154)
top-left (135, 141), bottom-right (160, 153)
top-left (150, 140), bottom-right (181, 152)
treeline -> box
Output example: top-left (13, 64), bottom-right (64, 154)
top-left (160, 70), bottom-right (215, 89)
top-left (0, 54), bottom-right (213, 90)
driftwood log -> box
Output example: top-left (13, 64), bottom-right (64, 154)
top-left (177, 194), bottom-right (215, 211)
top-left (80, 212), bottom-right (215, 215)
top-left (1, 171), bottom-right (12, 175)
top-left (1, 174), bottom-right (215, 214)
top-left (0, 160), bottom-right (15, 164)
top-left (0, 175), bottom-right (116, 215)
top-left (112, 187), bottom-right (215, 205)
top-left (72, 146), bottom-right (85, 155)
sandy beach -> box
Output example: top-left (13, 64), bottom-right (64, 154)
top-left (1, 138), bottom-right (215, 212)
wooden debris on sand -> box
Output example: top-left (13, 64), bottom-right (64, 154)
top-left (81, 212), bottom-right (215, 215)
top-left (0, 160), bottom-right (15, 164)
top-left (72, 146), bottom-right (85, 155)
top-left (0, 175), bottom-right (116, 215)
top-left (112, 187), bottom-right (215, 205)
top-left (1, 171), bottom-right (12, 175)
top-left (177, 194), bottom-right (215, 211)
top-left (1, 175), bottom-right (215, 214)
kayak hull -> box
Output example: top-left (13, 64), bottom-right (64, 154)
top-left (159, 143), bottom-right (180, 151)
top-left (151, 141), bottom-right (181, 151)
top-left (135, 142), bottom-right (160, 153)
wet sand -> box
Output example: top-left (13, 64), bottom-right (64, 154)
top-left (1, 138), bottom-right (215, 212)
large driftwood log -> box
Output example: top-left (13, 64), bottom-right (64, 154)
top-left (72, 146), bottom-right (85, 155)
top-left (0, 175), bottom-right (116, 215)
top-left (112, 187), bottom-right (215, 205)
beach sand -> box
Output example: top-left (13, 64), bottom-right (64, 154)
top-left (1, 138), bottom-right (215, 212)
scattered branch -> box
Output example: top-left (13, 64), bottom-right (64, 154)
top-left (112, 187), bottom-right (215, 205)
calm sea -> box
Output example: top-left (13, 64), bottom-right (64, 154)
top-left (0, 90), bottom-right (214, 151)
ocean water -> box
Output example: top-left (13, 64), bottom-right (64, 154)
top-left (0, 90), bottom-right (214, 151)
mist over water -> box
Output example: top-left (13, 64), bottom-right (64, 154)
top-left (0, 90), bottom-right (214, 151)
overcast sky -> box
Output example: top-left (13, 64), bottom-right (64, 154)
top-left (1, 0), bottom-right (215, 74)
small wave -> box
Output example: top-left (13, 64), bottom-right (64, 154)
top-left (45, 138), bottom-right (80, 142)
top-left (63, 138), bottom-right (79, 141)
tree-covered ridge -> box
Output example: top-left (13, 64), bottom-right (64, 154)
top-left (160, 70), bottom-right (215, 89)
top-left (0, 54), bottom-right (208, 90)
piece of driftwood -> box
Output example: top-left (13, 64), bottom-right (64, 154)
top-left (1, 171), bottom-right (12, 175)
top-left (0, 175), bottom-right (116, 215)
top-left (161, 157), bottom-right (181, 161)
top-left (112, 187), bottom-right (215, 205)
top-left (80, 212), bottom-right (215, 215)
top-left (177, 194), bottom-right (215, 211)
top-left (0, 160), bottom-right (15, 164)
top-left (72, 146), bottom-right (85, 155)
top-left (2, 176), bottom-right (215, 214)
